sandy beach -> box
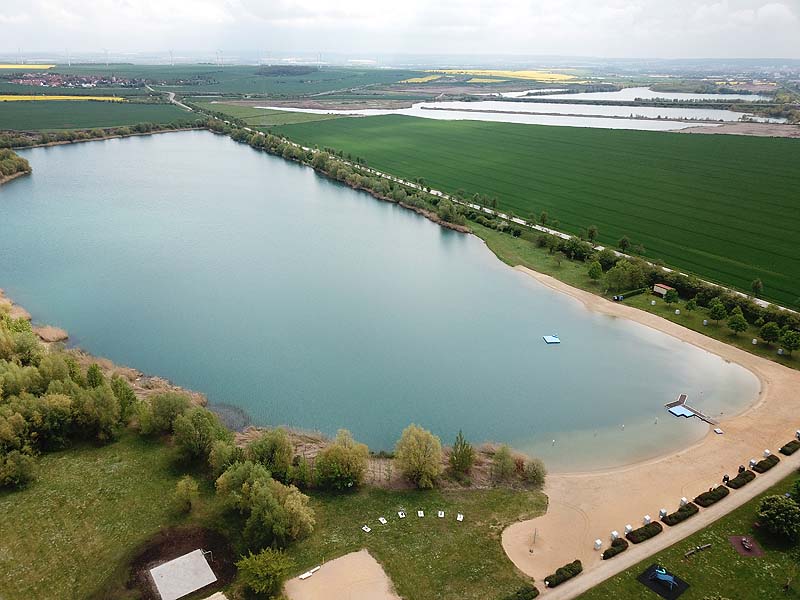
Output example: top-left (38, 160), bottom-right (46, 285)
top-left (502, 266), bottom-right (800, 595)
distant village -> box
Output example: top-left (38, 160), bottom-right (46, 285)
top-left (6, 72), bottom-right (145, 89)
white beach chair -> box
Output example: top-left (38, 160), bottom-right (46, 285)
top-left (362, 525), bottom-right (371, 533)
top-left (398, 511), bottom-right (406, 519)
top-left (379, 517), bottom-right (388, 525)
top-left (437, 510), bottom-right (445, 518)
top-left (417, 510), bottom-right (424, 518)
top-left (456, 513), bottom-right (464, 522)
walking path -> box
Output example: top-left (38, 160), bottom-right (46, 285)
top-left (502, 267), bottom-right (800, 598)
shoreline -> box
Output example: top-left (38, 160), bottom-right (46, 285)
top-left (11, 126), bottom-right (205, 151)
top-left (0, 170), bottom-right (31, 186)
top-left (502, 265), bottom-right (800, 594)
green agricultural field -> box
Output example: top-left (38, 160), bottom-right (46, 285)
top-left (579, 473), bottom-right (800, 599)
top-left (287, 487), bottom-right (547, 600)
top-left (0, 433), bottom-right (185, 600)
top-left (0, 101), bottom-right (190, 130)
top-left (276, 115), bottom-right (800, 306)
top-left (194, 101), bottom-right (344, 127)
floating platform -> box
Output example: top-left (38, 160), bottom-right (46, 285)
top-left (543, 335), bottom-right (561, 344)
top-left (665, 393), bottom-right (718, 425)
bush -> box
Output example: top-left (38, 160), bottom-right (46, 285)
top-left (726, 470), bottom-right (756, 489)
top-left (236, 548), bottom-right (294, 599)
top-left (758, 495), bottom-right (800, 541)
top-left (780, 440), bottom-right (800, 456)
top-left (245, 428), bottom-right (294, 483)
top-left (695, 485), bottom-right (730, 507)
top-left (136, 392), bottom-right (191, 435)
top-left (208, 440), bottom-right (242, 477)
top-left (602, 537), bottom-right (629, 560)
top-left (172, 475), bottom-right (199, 514)
top-left (753, 454), bottom-right (780, 473)
top-left (172, 407), bottom-right (232, 462)
top-left (626, 521), bottom-right (663, 544)
top-left (449, 430), bottom-right (475, 475)
top-left (0, 450), bottom-right (36, 488)
top-left (395, 424), bottom-right (443, 489)
top-left (502, 583), bottom-right (540, 599)
top-left (523, 458), bottom-right (547, 488)
top-left (314, 429), bottom-right (369, 490)
top-left (662, 502), bottom-right (699, 526)
top-left (544, 560), bottom-right (582, 588)
top-left (492, 445), bottom-right (516, 482)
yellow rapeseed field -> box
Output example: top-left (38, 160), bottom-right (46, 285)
top-left (0, 95), bottom-right (125, 102)
top-left (467, 78), bottom-right (509, 83)
top-left (0, 64), bottom-right (55, 69)
top-left (428, 69), bottom-right (575, 82)
top-left (401, 75), bottom-right (442, 83)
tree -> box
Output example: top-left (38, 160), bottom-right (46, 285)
top-left (595, 248), bottom-right (618, 271)
top-left (539, 211), bottom-right (548, 225)
top-left (761, 322), bottom-right (781, 344)
top-left (173, 407), bottom-right (232, 462)
top-left (449, 430), bottom-right (475, 475)
top-left (781, 330), bottom-right (800, 356)
top-left (136, 392), bottom-right (191, 435)
top-left (708, 300), bottom-right (728, 324)
top-left (492, 445), bottom-right (515, 482)
top-left (173, 475), bottom-right (199, 514)
top-left (209, 439), bottom-right (242, 477)
top-left (587, 261), bottom-right (603, 281)
top-left (751, 278), bottom-right (764, 297)
top-left (587, 225), bottom-right (598, 242)
top-left (728, 312), bottom-right (748, 335)
top-left (245, 428), bottom-right (294, 483)
top-left (617, 236), bottom-right (631, 252)
top-left (758, 495), bottom-right (800, 541)
top-left (85, 363), bottom-right (104, 388)
top-left (236, 548), bottom-right (294, 599)
top-left (0, 450), bottom-right (35, 488)
top-left (685, 298), bottom-right (697, 312)
top-left (395, 424), bottom-right (443, 489)
top-left (606, 260), bottom-right (645, 293)
top-left (109, 375), bottom-right (136, 421)
top-left (664, 289), bottom-right (679, 305)
top-left (315, 429), bottom-right (369, 490)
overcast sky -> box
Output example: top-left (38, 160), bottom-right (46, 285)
top-left (2, 0), bottom-right (799, 59)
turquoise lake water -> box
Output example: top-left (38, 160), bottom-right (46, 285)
top-left (0, 131), bottom-right (760, 471)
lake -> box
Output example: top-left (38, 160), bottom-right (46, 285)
top-left (0, 131), bottom-right (760, 471)
top-left (543, 86), bottom-right (771, 102)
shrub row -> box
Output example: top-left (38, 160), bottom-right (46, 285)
top-left (753, 454), bottom-right (780, 473)
top-left (601, 537), bottom-right (629, 560)
top-left (501, 583), bottom-right (540, 599)
top-left (544, 560), bottom-right (583, 588)
top-left (661, 502), bottom-right (699, 526)
top-left (626, 521), bottom-right (663, 544)
top-left (726, 470), bottom-right (756, 489)
top-left (780, 440), bottom-right (800, 456)
top-left (695, 485), bottom-right (730, 507)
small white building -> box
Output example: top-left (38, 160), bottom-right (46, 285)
top-left (652, 283), bottom-right (675, 298)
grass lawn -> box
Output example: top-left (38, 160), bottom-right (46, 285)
top-left (0, 432), bottom-right (186, 600)
top-left (0, 101), bottom-right (190, 130)
top-left (286, 487), bottom-right (547, 600)
top-left (578, 473), bottom-right (800, 600)
top-left (194, 101), bottom-right (344, 127)
top-left (275, 115), bottom-right (800, 306)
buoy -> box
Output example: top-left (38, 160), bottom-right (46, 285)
top-left (552, 439), bottom-right (556, 446)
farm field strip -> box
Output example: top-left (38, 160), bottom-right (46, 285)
top-left (276, 115), bottom-right (800, 304)
top-left (0, 101), bottom-right (190, 130)
top-left (0, 95), bottom-right (125, 101)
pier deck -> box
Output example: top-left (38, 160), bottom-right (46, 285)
top-left (665, 393), bottom-right (718, 425)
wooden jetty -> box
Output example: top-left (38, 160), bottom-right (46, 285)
top-left (665, 393), bottom-right (718, 426)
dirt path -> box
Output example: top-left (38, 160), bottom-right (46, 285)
top-left (502, 267), bottom-right (800, 597)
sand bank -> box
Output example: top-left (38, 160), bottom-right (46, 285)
top-left (502, 267), bottom-right (800, 596)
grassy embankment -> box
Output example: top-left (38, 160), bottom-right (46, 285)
top-left (0, 429), bottom-right (545, 600)
top-left (0, 101), bottom-right (190, 130)
top-left (274, 115), bottom-right (800, 307)
top-left (578, 472), bottom-right (800, 600)
top-left (473, 221), bottom-right (800, 369)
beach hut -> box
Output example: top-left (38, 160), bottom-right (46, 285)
top-left (652, 283), bottom-right (675, 298)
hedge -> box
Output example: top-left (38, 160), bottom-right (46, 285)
top-left (502, 584), bottom-right (540, 599)
top-left (544, 560), bottom-right (583, 588)
top-left (753, 454), bottom-right (780, 473)
top-left (726, 470), bottom-right (756, 489)
top-left (661, 502), bottom-right (699, 526)
top-left (695, 485), bottom-right (730, 507)
top-left (602, 537), bottom-right (629, 560)
top-left (626, 521), bottom-right (663, 544)
top-left (780, 440), bottom-right (800, 456)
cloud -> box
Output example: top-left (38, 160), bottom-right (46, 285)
top-left (0, 0), bottom-right (798, 58)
